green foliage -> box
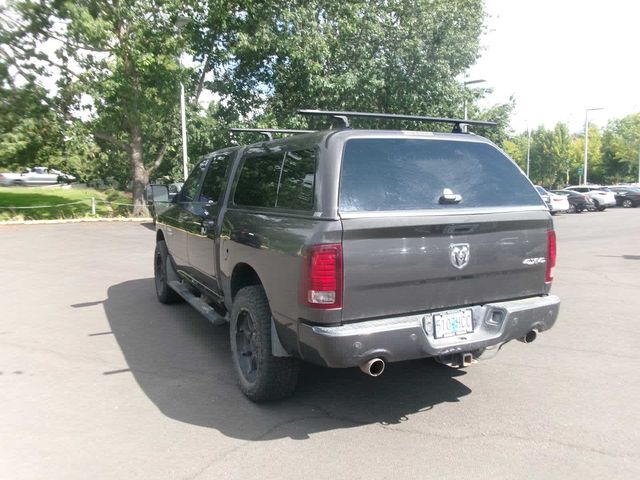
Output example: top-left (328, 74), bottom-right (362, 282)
top-left (225, 0), bottom-right (487, 128)
top-left (502, 134), bottom-right (529, 172)
top-left (509, 123), bottom-right (573, 188)
top-left (601, 113), bottom-right (640, 183)
top-left (0, 186), bottom-right (134, 221)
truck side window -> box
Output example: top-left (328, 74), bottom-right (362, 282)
top-left (276, 149), bottom-right (316, 210)
top-left (181, 160), bottom-right (208, 202)
top-left (199, 154), bottom-right (230, 203)
top-left (233, 151), bottom-right (285, 208)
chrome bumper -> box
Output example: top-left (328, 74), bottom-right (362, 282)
top-left (298, 295), bottom-right (560, 368)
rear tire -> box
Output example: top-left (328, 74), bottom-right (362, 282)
top-left (622, 199), bottom-right (633, 208)
top-left (154, 240), bottom-right (182, 304)
top-left (230, 285), bottom-right (300, 402)
top-left (568, 204), bottom-right (576, 214)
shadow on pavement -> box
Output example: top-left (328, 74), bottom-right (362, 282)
top-left (75, 278), bottom-right (472, 441)
top-left (139, 222), bottom-right (155, 231)
top-left (596, 254), bottom-right (640, 261)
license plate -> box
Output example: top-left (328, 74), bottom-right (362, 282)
top-left (433, 309), bottom-right (473, 339)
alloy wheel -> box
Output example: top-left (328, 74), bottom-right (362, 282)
top-left (235, 309), bottom-right (258, 383)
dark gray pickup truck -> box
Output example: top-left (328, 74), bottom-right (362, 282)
top-left (153, 111), bottom-right (560, 401)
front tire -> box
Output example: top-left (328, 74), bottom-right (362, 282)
top-left (154, 240), bottom-right (182, 304)
top-left (230, 285), bottom-right (300, 402)
top-left (622, 199), bottom-right (633, 208)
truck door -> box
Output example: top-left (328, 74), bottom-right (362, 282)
top-left (186, 153), bottom-right (232, 292)
top-left (165, 160), bottom-right (208, 268)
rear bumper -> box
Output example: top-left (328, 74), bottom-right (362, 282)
top-left (298, 295), bottom-right (560, 368)
top-left (592, 198), bottom-right (616, 207)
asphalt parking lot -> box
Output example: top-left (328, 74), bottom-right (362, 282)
top-left (1, 209), bottom-right (639, 480)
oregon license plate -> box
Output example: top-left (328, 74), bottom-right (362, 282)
top-left (433, 309), bottom-right (473, 339)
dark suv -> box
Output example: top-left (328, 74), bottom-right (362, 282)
top-left (153, 110), bottom-right (560, 401)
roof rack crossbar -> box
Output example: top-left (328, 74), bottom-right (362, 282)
top-left (230, 127), bottom-right (316, 141)
top-left (297, 109), bottom-right (497, 133)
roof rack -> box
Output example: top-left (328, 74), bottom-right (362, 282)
top-left (297, 109), bottom-right (497, 133)
top-left (230, 128), bottom-right (316, 141)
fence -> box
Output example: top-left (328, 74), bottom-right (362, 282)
top-left (0, 197), bottom-right (153, 218)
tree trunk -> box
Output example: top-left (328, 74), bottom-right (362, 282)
top-left (130, 123), bottom-right (149, 216)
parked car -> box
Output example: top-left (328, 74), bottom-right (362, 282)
top-left (151, 111), bottom-right (559, 401)
top-left (563, 185), bottom-right (616, 211)
top-left (0, 166), bottom-right (76, 186)
top-left (607, 186), bottom-right (640, 208)
top-left (549, 190), bottom-right (591, 213)
top-left (535, 186), bottom-right (570, 214)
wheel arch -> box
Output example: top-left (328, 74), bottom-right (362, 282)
top-left (230, 262), bottom-right (263, 301)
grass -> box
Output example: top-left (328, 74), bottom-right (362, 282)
top-left (0, 186), bottom-right (136, 221)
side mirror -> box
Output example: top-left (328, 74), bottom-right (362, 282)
top-left (149, 185), bottom-right (170, 203)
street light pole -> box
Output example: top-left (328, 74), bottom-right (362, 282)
top-left (176, 16), bottom-right (191, 181)
top-left (583, 107), bottom-right (604, 185)
top-left (463, 78), bottom-right (486, 132)
top-left (180, 82), bottom-right (188, 181)
top-left (637, 145), bottom-right (640, 184)
top-left (526, 123), bottom-right (531, 178)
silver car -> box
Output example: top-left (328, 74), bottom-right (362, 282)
top-left (0, 167), bottom-right (76, 186)
top-left (564, 185), bottom-right (616, 211)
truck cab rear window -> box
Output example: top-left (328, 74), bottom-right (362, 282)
top-left (339, 139), bottom-right (542, 212)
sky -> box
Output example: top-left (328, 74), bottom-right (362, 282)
top-left (468, 0), bottom-right (640, 134)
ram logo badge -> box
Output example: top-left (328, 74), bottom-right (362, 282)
top-left (450, 243), bottom-right (470, 269)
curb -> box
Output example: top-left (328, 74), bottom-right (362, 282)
top-left (0, 217), bottom-right (153, 226)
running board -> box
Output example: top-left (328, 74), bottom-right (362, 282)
top-left (168, 280), bottom-right (227, 326)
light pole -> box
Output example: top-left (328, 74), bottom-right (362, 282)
top-left (637, 144), bottom-right (640, 184)
top-left (583, 107), bottom-right (603, 185)
top-left (526, 122), bottom-right (531, 178)
top-left (463, 79), bottom-right (486, 121)
top-left (176, 16), bottom-right (191, 181)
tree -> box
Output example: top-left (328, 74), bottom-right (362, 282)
top-left (570, 124), bottom-right (603, 184)
top-left (601, 113), bottom-right (640, 183)
top-left (502, 133), bottom-right (529, 172)
top-left (209, 0), bottom-right (497, 130)
top-left (2, 0), bottom-right (196, 213)
top-left (528, 123), bottom-right (572, 187)
top-left (3, 0), bottom-right (507, 210)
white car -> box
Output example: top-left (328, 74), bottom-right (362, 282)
top-left (564, 185), bottom-right (616, 211)
top-left (535, 186), bottom-right (570, 214)
top-left (0, 167), bottom-right (76, 186)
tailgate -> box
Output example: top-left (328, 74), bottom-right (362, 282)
top-left (341, 211), bottom-right (551, 321)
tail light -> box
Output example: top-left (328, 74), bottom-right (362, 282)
top-left (301, 243), bottom-right (342, 309)
top-left (546, 230), bottom-right (557, 283)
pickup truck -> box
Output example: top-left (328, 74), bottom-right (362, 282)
top-left (153, 111), bottom-right (560, 402)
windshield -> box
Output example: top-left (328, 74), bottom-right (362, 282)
top-left (339, 138), bottom-right (543, 212)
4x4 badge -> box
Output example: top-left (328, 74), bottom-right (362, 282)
top-left (450, 243), bottom-right (470, 269)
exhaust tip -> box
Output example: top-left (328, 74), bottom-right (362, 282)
top-left (360, 358), bottom-right (385, 377)
top-left (519, 330), bottom-right (538, 344)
